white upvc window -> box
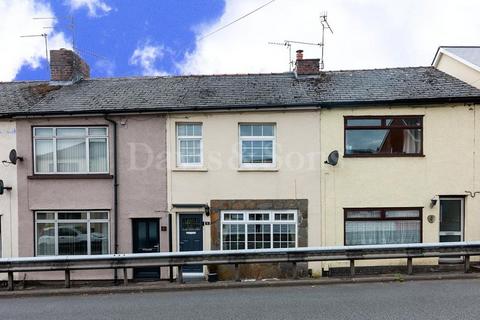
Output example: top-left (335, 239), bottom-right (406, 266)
top-left (176, 123), bottom-right (203, 167)
top-left (239, 123), bottom-right (276, 168)
top-left (35, 211), bottom-right (110, 256)
top-left (221, 210), bottom-right (297, 251)
top-left (33, 127), bottom-right (109, 174)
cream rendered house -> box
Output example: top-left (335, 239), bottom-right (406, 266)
top-left (433, 46), bottom-right (480, 89)
top-left (167, 57), bottom-right (480, 277)
top-left (167, 71), bottom-right (320, 278)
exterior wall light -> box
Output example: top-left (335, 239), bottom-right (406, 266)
top-left (430, 198), bottom-right (438, 208)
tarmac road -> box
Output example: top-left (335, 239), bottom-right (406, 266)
top-left (0, 279), bottom-right (479, 319)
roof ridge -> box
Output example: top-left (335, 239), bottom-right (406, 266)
top-left (322, 66), bottom-right (432, 73)
top-left (83, 72), bottom-right (295, 81)
top-left (0, 80), bottom-right (48, 84)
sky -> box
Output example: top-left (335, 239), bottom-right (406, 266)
top-left (1, 0), bottom-right (480, 82)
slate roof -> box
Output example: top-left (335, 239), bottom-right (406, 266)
top-left (301, 66), bottom-right (480, 105)
top-left (0, 81), bottom-right (53, 111)
top-left (1, 66), bottom-right (480, 116)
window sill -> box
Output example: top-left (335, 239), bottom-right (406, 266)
top-left (172, 167), bottom-right (208, 172)
top-left (343, 154), bottom-right (425, 158)
top-left (28, 174), bottom-right (114, 180)
top-left (237, 167), bottom-right (279, 172)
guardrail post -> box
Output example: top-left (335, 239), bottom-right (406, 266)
top-left (407, 257), bottom-right (413, 275)
top-left (235, 264), bottom-right (241, 282)
top-left (7, 272), bottom-right (14, 291)
top-left (349, 260), bottom-right (355, 277)
top-left (123, 268), bottom-right (128, 286)
top-left (65, 270), bottom-right (71, 288)
top-left (464, 255), bottom-right (471, 273)
top-left (177, 266), bottom-right (183, 284)
top-left (169, 266), bottom-right (174, 283)
top-left (292, 262), bottom-right (298, 279)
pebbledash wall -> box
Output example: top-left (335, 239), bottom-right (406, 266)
top-left (320, 103), bottom-right (480, 271)
top-left (14, 115), bottom-right (168, 280)
top-left (167, 109), bottom-right (321, 278)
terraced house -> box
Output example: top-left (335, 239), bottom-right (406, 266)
top-left (1, 48), bottom-right (480, 281)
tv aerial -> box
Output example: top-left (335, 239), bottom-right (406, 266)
top-left (268, 40), bottom-right (321, 71)
top-left (269, 12), bottom-right (333, 71)
top-left (20, 33), bottom-right (49, 62)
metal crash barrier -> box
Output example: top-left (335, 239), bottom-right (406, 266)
top-left (1, 241), bottom-right (479, 291)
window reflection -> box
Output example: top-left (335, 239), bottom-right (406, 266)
top-left (345, 116), bottom-right (422, 156)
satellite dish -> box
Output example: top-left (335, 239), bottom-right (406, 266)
top-left (0, 180), bottom-right (12, 195)
top-left (8, 149), bottom-right (23, 165)
top-left (325, 150), bottom-right (339, 166)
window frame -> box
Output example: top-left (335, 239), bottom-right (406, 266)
top-left (220, 210), bottom-right (298, 251)
top-left (34, 210), bottom-right (110, 256)
top-left (343, 207), bottom-right (423, 246)
top-left (238, 123), bottom-right (277, 168)
top-left (343, 115), bottom-right (424, 158)
top-left (176, 122), bottom-right (203, 168)
top-left (32, 126), bottom-right (109, 174)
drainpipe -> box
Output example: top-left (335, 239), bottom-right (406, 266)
top-left (168, 213), bottom-right (173, 282)
top-left (105, 116), bottom-right (118, 283)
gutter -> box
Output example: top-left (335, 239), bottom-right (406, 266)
top-left (104, 116), bottom-right (119, 282)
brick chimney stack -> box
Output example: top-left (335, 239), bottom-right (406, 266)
top-left (50, 48), bottom-right (90, 83)
top-left (294, 49), bottom-right (320, 76)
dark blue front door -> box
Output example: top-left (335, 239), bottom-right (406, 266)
top-left (179, 214), bottom-right (203, 272)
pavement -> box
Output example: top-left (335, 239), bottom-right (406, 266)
top-left (1, 278), bottom-right (480, 319)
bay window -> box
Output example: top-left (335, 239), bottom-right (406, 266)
top-left (344, 116), bottom-right (423, 156)
top-left (239, 124), bottom-right (276, 167)
top-left (35, 211), bottom-right (109, 256)
top-left (221, 210), bottom-right (297, 250)
top-left (33, 127), bottom-right (108, 174)
top-left (344, 208), bottom-right (422, 246)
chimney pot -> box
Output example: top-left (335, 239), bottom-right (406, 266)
top-left (49, 49), bottom-right (90, 83)
top-left (296, 50), bottom-right (304, 60)
top-left (294, 49), bottom-right (320, 76)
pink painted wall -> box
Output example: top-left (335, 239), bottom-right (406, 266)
top-left (15, 115), bottom-right (168, 279)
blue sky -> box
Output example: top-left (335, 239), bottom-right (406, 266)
top-left (2, 0), bottom-right (480, 82)
top-left (15, 0), bottom-right (225, 80)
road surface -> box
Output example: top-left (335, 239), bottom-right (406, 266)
top-left (0, 279), bottom-right (479, 319)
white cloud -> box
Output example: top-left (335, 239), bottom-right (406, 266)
top-left (0, 0), bottom-right (71, 81)
top-left (66, 0), bottom-right (111, 17)
top-left (179, 0), bottom-right (480, 74)
top-left (129, 43), bottom-right (169, 76)
top-left (95, 59), bottom-right (116, 77)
